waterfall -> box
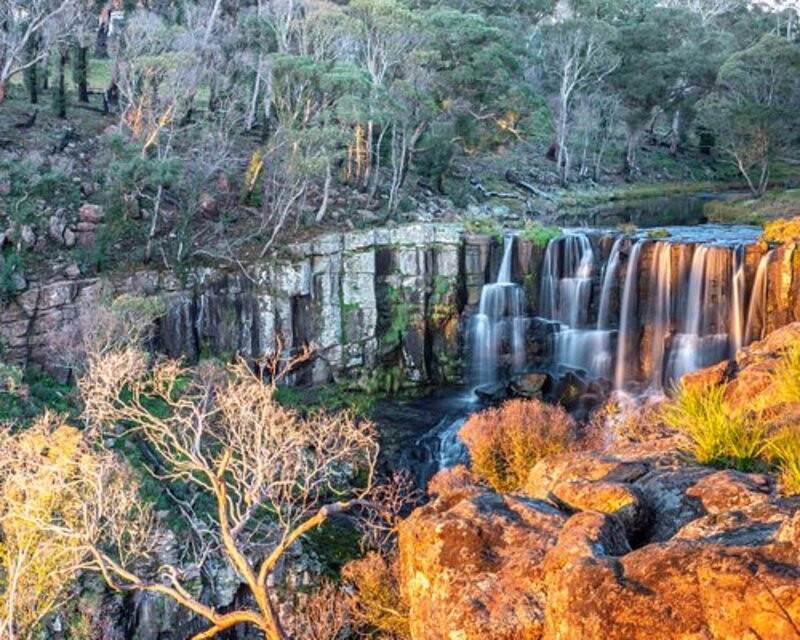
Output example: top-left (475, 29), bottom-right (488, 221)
top-left (540, 234), bottom-right (615, 379)
top-left (731, 246), bottom-right (746, 353)
top-left (667, 246), bottom-right (736, 382)
top-left (647, 242), bottom-right (672, 390)
top-left (468, 224), bottom-right (767, 397)
top-left (615, 241), bottom-right (644, 390)
top-left (744, 251), bottom-right (771, 344)
top-left (597, 236), bottom-right (625, 330)
top-left (469, 236), bottom-right (527, 386)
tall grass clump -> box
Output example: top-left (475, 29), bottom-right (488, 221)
top-left (768, 428), bottom-right (800, 496)
top-left (662, 382), bottom-right (769, 471)
top-left (773, 341), bottom-right (800, 405)
top-left (459, 398), bottom-right (576, 492)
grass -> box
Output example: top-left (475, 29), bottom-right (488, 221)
top-left (661, 382), bottom-right (769, 471)
top-left (663, 338), bottom-right (800, 490)
top-left (704, 190), bottom-right (800, 229)
top-left (520, 221), bottom-right (561, 247)
top-left (769, 428), bottom-right (800, 496)
top-left (774, 341), bottom-right (800, 405)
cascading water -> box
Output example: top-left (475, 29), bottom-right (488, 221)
top-left (535, 225), bottom-right (767, 393)
top-left (745, 250), bottom-right (772, 344)
top-left (469, 236), bottom-right (527, 386)
top-left (539, 234), bottom-right (619, 379)
top-left (615, 240), bottom-right (644, 388)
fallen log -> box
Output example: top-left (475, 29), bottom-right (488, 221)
top-left (505, 169), bottom-right (557, 202)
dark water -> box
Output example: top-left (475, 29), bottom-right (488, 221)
top-left (554, 191), bottom-right (747, 229)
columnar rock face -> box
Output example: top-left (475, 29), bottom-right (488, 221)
top-left (4, 226), bottom-right (800, 389)
top-left (0, 224), bottom-right (468, 385)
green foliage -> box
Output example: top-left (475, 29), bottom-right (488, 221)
top-left (464, 217), bottom-right (502, 240)
top-left (305, 519), bottom-right (363, 576)
top-left (0, 366), bottom-right (78, 424)
top-left (662, 382), bottom-right (768, 471)
top-left (647, 228), bottom-right (670, 239)
top-left (520, 221), bottom-right (561, 247)
top-left (699, 35), bottom-right (800, 195)
top-left (704, 200), bottom-right (766, 226)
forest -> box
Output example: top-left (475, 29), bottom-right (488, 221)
top-left (0, 0), bottom-right (800, 639)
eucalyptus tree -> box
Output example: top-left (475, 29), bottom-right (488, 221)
top-left (700, 34), bottom-right (800, 196)
top-left (0, 0), bottom-right (78, 102)
top-left (533, 18), bottom-right (619, 184)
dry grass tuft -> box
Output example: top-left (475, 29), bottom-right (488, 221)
top-left (459, 398), bottom-right (577, 493)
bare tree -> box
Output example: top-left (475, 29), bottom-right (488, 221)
top-left (0, 0), bottom-right (77, 102)
top-left (72, 347), bottom-right (380, 640)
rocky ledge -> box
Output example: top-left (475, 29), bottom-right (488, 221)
top-left (398, 325), bottom-right (800, 640)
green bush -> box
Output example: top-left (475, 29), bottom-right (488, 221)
top-left (520, 221), bottom-right (561, 247)
top-left (661, 382), bottom-right (769, 471)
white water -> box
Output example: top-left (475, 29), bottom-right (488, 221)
top-left (469, 226), bottom-right (772, 395)
top-left (469, 236), bottom-right (527, 386)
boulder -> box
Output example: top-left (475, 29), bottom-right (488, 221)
top-left (399, 491), bottom-right (567, 640)
top-left (78, 203), bottom-right (105, 224)
top-left (543, 497), bottom-right (800, 640)
top-left (510, 372), bottom-right (548, 398)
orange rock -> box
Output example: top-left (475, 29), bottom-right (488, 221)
top-left (398, 492), bottom-right (567, 640)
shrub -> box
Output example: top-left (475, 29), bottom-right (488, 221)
top-left (768, 427), bottom-right (800, 496)
top-left (704, 200), bottom-right (766, 225)
top-left (459, 398), bottom-right (576, 492)
top-left (762, 217), bottom-right (800, 244)
top-left (464, 216), bottom-right (502, 240)
top-left (520, 221), bottom-right (561, 247)
top-left (661, 382), bottom-right (769, 471)
top-left (343, 551), bottom-right (409, 638)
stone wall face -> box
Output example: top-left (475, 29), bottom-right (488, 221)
top-left (3, 226), bottom-right (800, 389)
top-left (0, 224), bottom-right (470, 385)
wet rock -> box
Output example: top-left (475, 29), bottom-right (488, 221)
top-left (474, 382), bottom-right (508, 402)
top-left (399, 491), bottom-right (567, 640)
top-left (510, 372), bottom-right (548, 398)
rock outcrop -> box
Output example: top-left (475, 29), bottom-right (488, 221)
top-left (399, 489), bottom-right (567, 640)
top-left (400, 328), bottom-right (800, 640)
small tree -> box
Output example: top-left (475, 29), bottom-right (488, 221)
top-left (73, 348), bottom-right (379, 640)
top-left (0, 0), bottom-right (77, 102)
top-left (0, 412), bottom-right (153, 640)
top-left (533, 18), bottom-right (619, 185)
